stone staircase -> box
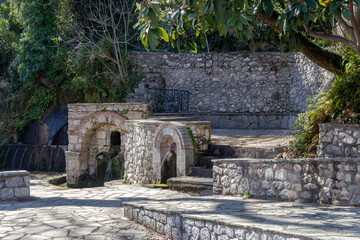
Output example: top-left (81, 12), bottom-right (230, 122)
top-left (168, 129), bottom-right (293, 195)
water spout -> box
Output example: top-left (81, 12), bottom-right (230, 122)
top-left (3, 147), bottom-right (11, 170)
top-left (28, 147), bottom-right (36, 170)
top-left (19, 147), bottom-right (29, 170)
top-left (104, 157), bottom-right (114, 182)
top-left (11, 147), bottom-right (20, 170)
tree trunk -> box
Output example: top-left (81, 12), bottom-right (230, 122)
top-left (257, 11), bottom-right (344, 76)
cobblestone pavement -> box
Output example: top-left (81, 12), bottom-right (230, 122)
top-left (1, 174), bottom-right (360, 240)
top-left (0, 174), bottom-right (167, 240)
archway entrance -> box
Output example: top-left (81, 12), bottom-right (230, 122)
top-left (153, 123), bottom-right (194, 183)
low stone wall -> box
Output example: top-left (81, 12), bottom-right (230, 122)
top-left (125, 120), bottom-right (211, 184)
top-left (124, 204), bottom-right (303, 240)
top-left (213, 158), bottom-right (360, 206)
top-left (155, 113), bottom-right (298, 129)
top-left (0, 171), bottom-right (30, 200)
top-left (318, 123), bottom-right (360, 158)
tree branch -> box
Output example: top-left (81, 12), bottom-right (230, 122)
top-left (257, 11), bottom-right (344, 75)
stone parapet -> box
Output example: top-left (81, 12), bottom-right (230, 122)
top-left (318, 123), bottom-right (360, 158)
top-left (213, 158), bottom-right (360, 206)
top-left (0, 170), bottom-right (30, 200)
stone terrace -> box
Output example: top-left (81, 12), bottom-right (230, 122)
top-left (1, 174), bottom-right (359, 239)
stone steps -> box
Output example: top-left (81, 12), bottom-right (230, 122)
top-left (188, 167), bottom-right (213, 178)
top-left (166, 176), bottom-right (213, 196)
top-left (208, 144), bottom-right (283, 159)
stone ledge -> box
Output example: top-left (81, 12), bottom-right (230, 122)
top-left (124, 201), bottom-right (313, 240)
top-left (212, 157), bottom-right (360, 164)
top-left (0, 170), bottom-right (30, 178)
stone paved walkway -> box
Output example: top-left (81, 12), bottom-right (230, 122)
top-left (1, 174), bottom-right (360, 240)
top-left (0, 175), bottom-right (167, 240)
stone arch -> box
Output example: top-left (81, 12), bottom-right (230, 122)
top-left (153, 122), bottom-right (194, 181)
top-left (70, 111), bottom-right (127, 181)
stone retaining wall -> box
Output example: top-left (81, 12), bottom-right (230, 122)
top-left (213, 158), bottom-right (360, 206)
top-left (129, 51), bottom-right (332, 114)
top-left (318, 123), bottom-right (360, 158)
top-left (124, 204), bottom-right (303, 240)
top-left (0, 171), bottom-right (30, 200)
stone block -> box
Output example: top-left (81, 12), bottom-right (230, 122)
top-left (275, 170), bottom-right (287, 181)
top-left (14, 187), bottom-right (30, 198)
top-left (0, 188), bottom-right (14, 200)
top-left (5, 177), bottom-right (24, 188)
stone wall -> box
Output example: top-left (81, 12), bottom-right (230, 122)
top-left (124, 203), bottom-right (303, 240)
top-left (0, 171), bottom-right (30, 200)
top-left (125, 119), bottom-right (211, 184)
top-left (129, 51), bottom-right (333, 114)
top-left (66, 103), bottom-right (151, 186)
top-left (318, 123), bottom-right (360, 158)
top-left (213, 158), bottom-right (360, 206)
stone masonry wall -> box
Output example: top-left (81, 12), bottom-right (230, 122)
top-left (213, 158), bottom-right (360, 206)
top-left (125, 119), bottom-right (211, 184)
top-left (124, 203), bottom-right (304, 240)
top-left (0, 171), bottom-right (30, 200)
top-left (66, 103), bottom-right (151, 186)
top-left (129, 51), bottom-right (333, 113)
top-left (318, 123), bottom-right (360, 158)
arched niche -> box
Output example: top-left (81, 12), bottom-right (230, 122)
top-left (67, 111), bottom-right (126, 183)
top-left (153, 123), bottom-right (194, 182)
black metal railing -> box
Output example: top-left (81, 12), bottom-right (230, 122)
top-left (146, 88), bottom-right (190, 113)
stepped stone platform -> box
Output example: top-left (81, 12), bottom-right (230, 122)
top-left (167, 176), bottom-right (213, 196)
top-left (209, 129), bottom-right (294, 159)
top-left (124, 189), bottom-right (360, 240)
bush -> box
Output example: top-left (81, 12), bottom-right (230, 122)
top-left (288, 71), bottom-right (360, 158)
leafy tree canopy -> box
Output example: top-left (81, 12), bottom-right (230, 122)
top-left (135, 0), bottom-right (360, 75)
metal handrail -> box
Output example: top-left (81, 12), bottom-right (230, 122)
top-left (145, 88), bottom-right (190, 113)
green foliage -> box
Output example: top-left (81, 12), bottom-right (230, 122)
top-left (289, 71), bottom-right (360, 157)
top-left (135, 0), bottom-right (360, 67)
top-left (0, 0), bottom-right (139, 140)
top-left (9, 0), bottom-right (65, 87)
top-left (243, 191), bottom-right (251, 198)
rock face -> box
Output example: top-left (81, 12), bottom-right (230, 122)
top-left (0, 171), bottom-right (30, 200)
top-left (129, 51), bottom-right (333, 114)
top-left (318, 123), bottom-right (360, 158)
top-left (212, 158), bottom-right (360, 206)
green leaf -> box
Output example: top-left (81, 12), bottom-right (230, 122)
top-left (263, 0), bottom-right (273, 17)
top-left (187, 39), bottom-right (197, 53)
top-left (329, 1), bottom-right (341, 15)
top-left (214, 0), bottom-right (225, 22)
top-left (343, 8), bottom-right (350, 20)
top-left (148, 8), bottom-right (159, 28)
top-left (305, 0), bottom-right (317, 9)
top-left (217, 23), bottom-right (227, 36)
top-left (159, 27), bottom-right (169, 42)
top-left (200, 33), bottom-right (207, 48)
top-left (148, 29), bottom-right (159, 50)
